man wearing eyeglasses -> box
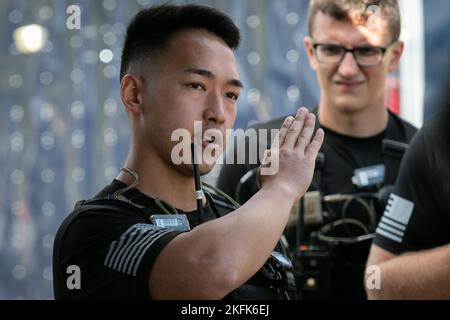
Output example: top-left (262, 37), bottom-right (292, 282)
top-left (218, 0), bottom-right (417, 299)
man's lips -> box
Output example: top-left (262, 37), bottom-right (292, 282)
top-left (200, 134), bottom-right (222, 152)
top-left (194, 129), bottom-right (224, 148)
top-left (202, 135), bottom-right (215, 143)
top-left (334, 80), bottom-right (365, 88)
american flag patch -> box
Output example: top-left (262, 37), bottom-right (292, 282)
top-left (376, 194), bottom-right (414, 243)
top-left (104, 224), bottom-right (171, 276)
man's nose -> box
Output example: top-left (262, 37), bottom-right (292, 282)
top-left (337, 52), bottom-right (360, 78)
top-left (204, 90), bottom-right (226, 124)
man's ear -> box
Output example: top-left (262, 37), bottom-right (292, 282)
top-left (388, 41), bottom-right (404, 73)
top-left (120, 74), bottom-right (145, 115)
top-left (304, 36), bottom-right (318, 71)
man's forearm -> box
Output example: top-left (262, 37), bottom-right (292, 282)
top-left (150, 185), bottom-right (295, 299)
top-left (367, 244), bottom-right (450, 299)
top-left (194, 185), bottom-right (295, 287)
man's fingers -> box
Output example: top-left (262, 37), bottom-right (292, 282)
top-left (295, 113), bottom-right (316, 153)
top-left (261, 149), bottom-right (271, 167)
top-left (272, 116), bottom-right (294, 151)
top-left (284, 108), bottom-right (307, 150)
top-left (305, 128), bottom-right (324, 158)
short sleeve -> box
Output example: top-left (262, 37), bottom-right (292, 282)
top-left (53, 207), bottom-right (182, 299)
top-left (373, 127), bottom-right (448, 254)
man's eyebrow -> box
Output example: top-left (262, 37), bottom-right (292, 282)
top-left (184, 67), bottom-right (243, 89)
top-left (229, 79), bottom-right (244, 89)
top-left (184, 67), bottom-right (214, 79)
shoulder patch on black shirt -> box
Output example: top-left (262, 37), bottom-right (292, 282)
top-left (376, 193), bottom-right (414, 243)
top-left (104, 223), bottom-right (172, 276)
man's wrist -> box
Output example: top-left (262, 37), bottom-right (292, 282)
top-left (259, 183), bottom-right (297, 207)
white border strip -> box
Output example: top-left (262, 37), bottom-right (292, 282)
top-left (399, 0), bottom-right (425, 128)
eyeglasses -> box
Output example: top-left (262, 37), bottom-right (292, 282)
top-left (312, 42), bottom-right (396, 67)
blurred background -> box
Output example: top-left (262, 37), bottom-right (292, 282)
top-left (0, 0), bottom-right (448, 299)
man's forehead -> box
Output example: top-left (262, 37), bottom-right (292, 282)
top-left (163, 35), bottom-right (239, 81)
top-left (312, 11), bottom-right (391, 46)
top-left (167, 29), bottom-right (231, 52)
top-left (166, 30), bottom-right (236, 61)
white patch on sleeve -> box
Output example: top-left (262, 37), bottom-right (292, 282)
top-left (376, 194), bottom-right (414, 243)
top-left (104, 224), bottom-right (171, 276)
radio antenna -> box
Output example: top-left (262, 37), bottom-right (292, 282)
top-left (191, 143), bottom-right (204, 225)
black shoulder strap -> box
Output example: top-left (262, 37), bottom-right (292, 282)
top-left (382, 112), bottom-right (413, 185)
top-left (206, 191), bottom-right (238, 211)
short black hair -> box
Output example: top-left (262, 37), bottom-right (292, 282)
top-left (120, 4), bottom-right (241, 81)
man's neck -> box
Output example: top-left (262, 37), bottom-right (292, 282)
top-left (318, 101), bottom-right (389, 138)
top-left (117, 146), bottom-right (202, 212)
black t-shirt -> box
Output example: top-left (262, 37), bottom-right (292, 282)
top-left (53, 180), bottom-right (182, 299)
top-left (320, 123), bottom-right (395, 195)
top-left (53, 180), bottom-right (290, 299)
top-left (217, 110), bottom-right (417, 299)
top-left (373, 109), bottom-right (450, 254)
